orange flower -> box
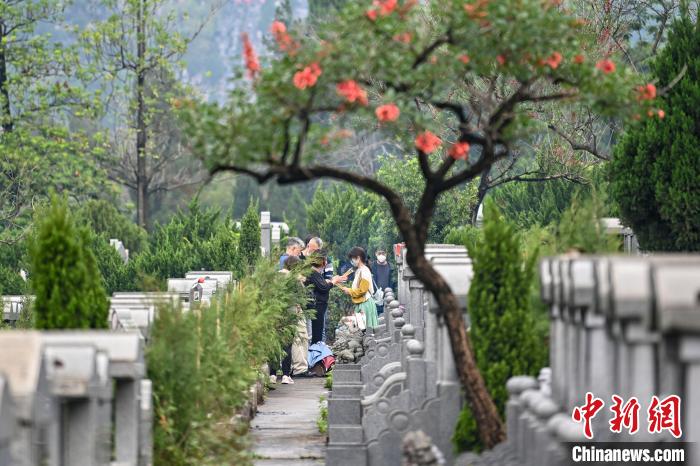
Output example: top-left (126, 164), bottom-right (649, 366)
top-left (464, 0), bottom-right (489, 19)
top-left (367, 0), bottom-right (397, 19)
top-left (573, 54), bottom-right (585, 64)
top-left (375, 103), bottom-right (400, 122)
top-left (270, 20), bottom-right (286, 35)
top-left (270, 20), bottom-right (299, 55)
top-left (636, 83), bottom-right (657, 100)
top-left (415, 130), bottom-right (442, 154)
top-left (496, 54), bottom-right (507, 66)
top-left (448, 142), bottom-right (470, 160)
top-left (241, 33), bottom-right (260, 79)
top-left (657, 109), bottom-right (665, 119)
top-left (596, 59), bottom-right (616, 74)
top-left (458, 54), bottom-right (470, 64)
top-left (376, 0), bottom-right (398, 15)
top-left (293, 63), bottom-right (322, 90)
top-left (393, 32), bottom-right (412, 44)
top-left (336, 80), bottom-right (368, 106)
top-left (545, 51), bottom-right (563, 69)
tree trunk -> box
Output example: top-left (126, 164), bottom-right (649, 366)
top-left (0, 23), bottom-right (13, 133)
top-left (135, 0), bottom-right (148, 229)
top-left (469, 170), bottom-right (490, 226)
top-left (404, 240), bottom-right (505, 448)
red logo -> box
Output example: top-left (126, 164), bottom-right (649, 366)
top-left (572, 393), bottom-right (683, 439)
top-left (572, 392), bottom-right (605, 439)
top-left (648, 395), bottom-right (682, 438)
top-left (609, 395), bottom-right (640, 434)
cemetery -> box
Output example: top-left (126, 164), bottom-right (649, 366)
top-left (1, 0), bottom-right (699, 465)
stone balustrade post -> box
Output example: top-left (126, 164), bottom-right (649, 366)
top-left (260, 211), bottom-right (271, 258)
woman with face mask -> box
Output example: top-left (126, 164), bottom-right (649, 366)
top-left (338, 246), bottom-right (379, 330)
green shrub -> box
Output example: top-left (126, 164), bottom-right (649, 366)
top-left (453, 200), bottom-right (547, 453)
top-left (444, 225), bottom-right (482, 256)
top-left (490, 177), bottom-right (584, 230)
top-left (29, 195), bottom-right (109, 329)
top-left (609, 13), bottom-right (700, 251)
top-left (77, 199), bottom-right (148, 254)
top-left (148, 260), bottom-right (307, 465)
top-left (239, 199), bottom-right (261, 271)
top-left (0, 242), bottom-right (28, 295)
top-left (86, 231), bottom-right (133, 295)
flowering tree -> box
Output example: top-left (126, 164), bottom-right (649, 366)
top-left (184, 0), bottom-right (657, 447)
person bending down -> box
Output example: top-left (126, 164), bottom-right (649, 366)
top-left (306, 250), bottom-right (347, 344)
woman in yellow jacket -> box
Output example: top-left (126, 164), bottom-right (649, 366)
top-left (339, 246), bottom-right (379, 329)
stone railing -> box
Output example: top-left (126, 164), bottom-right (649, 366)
top-left (0, 269), bottom-right (246, 466)
top-left (475, 254), bottom-right (700, 466)
top-left (0, 330), bottom-right (151, 466)
top-left (327, 244), bottom-right (472, 466)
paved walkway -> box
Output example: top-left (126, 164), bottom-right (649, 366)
top-left (251, 377), bottom-right (327, 466)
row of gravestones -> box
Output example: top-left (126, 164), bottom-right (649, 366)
top-left (467, 254), bottom-right (700, 466)
top-left (0, 270), bottom-right (235, 466)
top-left (326, 244), bottom-right (473, 466)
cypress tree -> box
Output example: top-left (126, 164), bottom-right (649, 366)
top-left (453, 200), bottom-right (547, 452)
top-left (239, 199), bottom-right (261, 271)
top-left (609, 12), bottom-right (700, 251)
top-left (29, 195), bottom-right (109, 329)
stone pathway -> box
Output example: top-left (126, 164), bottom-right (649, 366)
top-left (251, 377), bottom-right (327, 466)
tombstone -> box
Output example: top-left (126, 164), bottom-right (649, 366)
top-left (167, 277), bottom-right (218, 302)
top-left (0, 332), bottom-right (51, 466)
top-left (0, 374), bottom-right (15, 466)
top-left (185, 271), bottom-right (234, 288)
top-left (190, 278), bottom-right (205, 304)
top-left (1, 296), bottom-right (33, 326)
top-left (40, 331), bottom-right (149, 466)
top-left (109, 239), bottom-right (129, 263)
top-left (260, 211), bottom-right (271, 257)
top-left (42, 344), bottom-right (111, 465)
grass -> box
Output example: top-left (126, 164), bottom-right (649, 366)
top-left (317, 395), bottom-right (328, 434)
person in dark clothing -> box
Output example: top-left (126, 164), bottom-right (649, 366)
top-left (306, 250), bottom-right (346, 344)
top-left (371, 249), bottom-right (393, 315)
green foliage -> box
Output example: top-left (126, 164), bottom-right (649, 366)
top-left (454, 200), bottom-right (546, 452)
top-left (129, 200), bottom-right (245, 286)
top-left (239, 199), bottom-right (261, 270)
top-left (85, 231), bottom-right (133, 295)
top-left (77, 200), bottom-right (148, 254)
top-left (0, 242), bottom-right (28, 295)
top-left (317, 395), bottom-right (328, 434)
top-left (148, 260), bottom-right (307, 465)
top-left (444, 225), bottom-right (482, 256)
top-left (29, 195), bottom-right (109, 329)
top-left (610, 13), bottom-right (700, 251)
top-left (490, 178), bottom-right (585, 230)
top-left (375, 156), bottom-right (477, 243)
top-left (554, 192), bottom-right (620, 254)
top-left (306, 184), bottom-right (381, 260)
top-left (0, 0), bottom-right (109, 241)
top-left (325, 286), bottom-right (355, 344)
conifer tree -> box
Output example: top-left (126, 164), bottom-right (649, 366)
top-left (239, 199), bottom-right (261, 272)
top-left (29, 195), bottom-right (109, 329)
top-left (453, 200), bottom-right (546, 451)
top-left (610, 12), bottom-right (700, 251)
